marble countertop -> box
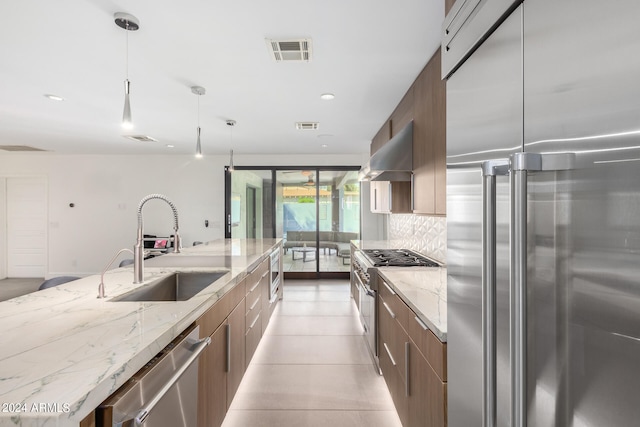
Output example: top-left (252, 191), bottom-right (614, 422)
top-left (0, 238), bottom-right (281, 427)
top-left (376, 268), bottom-right (447, 342)
top-left (351, 240), bottom-right (447, 342)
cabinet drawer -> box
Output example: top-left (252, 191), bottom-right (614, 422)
top-left (197, 278), bottom-right (245, 338)
top-left (245, 274), bottom-right (262, 311)
top-left (378, 278), bottom-right (409, 333)
top-left (245, 312), bottom-right (262, 368)
top-left (246, 258), bottom-right (269, 291)
top-left (379, 294), bottom-right (408, 385)
top-left (379, 335), bottom-right (409, 426)
top-left (245, 295), bottom-right (261, 333)
top-left (408, 314), bottom-right (447, 382)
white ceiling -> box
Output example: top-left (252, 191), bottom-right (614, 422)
top-left (0, 0), bottom-right (444, 156)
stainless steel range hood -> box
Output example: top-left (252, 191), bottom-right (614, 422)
top-left (359, 121), bottom-right (413, 181)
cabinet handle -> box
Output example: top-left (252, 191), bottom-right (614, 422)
top-left (411, 173), bottom-right (415, 212)
top-left (382, 301), bottom-right (396, 319)
top-left (374, 188), bottom-right (378, 210)
top-left (250, 280), bottom-right (260, 293)
top-left (405, 342), bottom-right (410, 397)
top-left (226, 324), bottom-right (231, 373)
top-left (250, 296), bottom-right (261, 311)
top-left (249, 313), bottom-right (260, 330)
top-left (414, 316), bottom-right (429, 331)
top-left (388, 182), bottom-right (392, 211)
top-left (383, 342), bottom-right (396, 366)
top-left (382, 280), bottom-right (396, 295)
top-left (261, 271), bottom-right (269, 279)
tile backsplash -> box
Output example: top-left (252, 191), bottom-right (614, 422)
top-left (389, 214), bottom-right (447, 263)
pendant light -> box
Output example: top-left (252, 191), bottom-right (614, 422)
top-left (227, 120), bottom-right (236, 171)
top-left (114, 12), bottom-right (139, 129)
top-left (192, 86), bottom-right (206, 158)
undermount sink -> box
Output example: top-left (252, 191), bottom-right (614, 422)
top-left (111, 271), bottom-right (227, 302)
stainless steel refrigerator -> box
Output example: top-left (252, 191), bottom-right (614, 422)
top-left (443, 0), bottom-right (640, 426)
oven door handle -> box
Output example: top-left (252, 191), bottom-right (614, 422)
top-left (133, 336), bottom-right (211, 426)
top-left (365, 288), bottom-right (375, 297)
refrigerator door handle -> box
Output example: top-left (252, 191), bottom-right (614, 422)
top-left (481, 159), bottom-right (509, 427)
top-left (509, 152), bottom-right (575, 427)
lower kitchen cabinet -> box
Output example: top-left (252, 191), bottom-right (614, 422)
top-left (408, 341), bottom-right (446, 427)
top-left (378, 275), bottom-right (447, 427)
top-left (196, 275), bottom-right (246, 427)
top-left (226, 298), bottom-right (246, 409)
top-left (197, 321), bottom-right (228, 427)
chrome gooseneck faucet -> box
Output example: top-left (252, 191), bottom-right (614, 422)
top-left (134, 194), bottom-right (181, 284)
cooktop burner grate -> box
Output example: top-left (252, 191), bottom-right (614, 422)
top-left (362, 249), bottom-right (440, 267)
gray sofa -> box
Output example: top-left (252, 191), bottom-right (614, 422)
top-left (284, 231), bottom-right (357, 263)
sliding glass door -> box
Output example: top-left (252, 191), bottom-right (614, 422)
top-left (226, 166), bottom-right (360, 278)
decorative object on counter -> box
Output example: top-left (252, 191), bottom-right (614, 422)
top-left (114, 12), bottom-right (139, 130)
top-left (227, 119), bottom-right (236, 171)
top-left (38, 276), bottom-right (80, 291)
top-left (98, 248), bottom-right (134, 298)
top-left (134, 194), bottom-right (182, 284)
top-left (191, 86), bottom-right (205, 158)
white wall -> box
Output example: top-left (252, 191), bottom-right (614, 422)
top-left (0, 153), bottom-right (365, 277)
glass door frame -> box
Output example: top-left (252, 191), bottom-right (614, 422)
top-left (224, 165), bottom-right (361, 279)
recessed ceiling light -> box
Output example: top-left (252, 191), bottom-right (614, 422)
top-left (320, 93), bottom-right (335, 100)
top-left (321, 144), bottom-right (328, 148)
top-left (44, 94), bottom-right (64, 101)
top-left (166, 144), bottom-right (174, 148)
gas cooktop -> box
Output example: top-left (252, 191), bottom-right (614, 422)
top-left (362, 249), bottom-right (440, 267)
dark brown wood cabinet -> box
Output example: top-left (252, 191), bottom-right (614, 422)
top-left (226, 299), bottom-right (246, 409)
top-left (371, 120), bottom-right (391, 155)
top-left (391, 87), bottom-right (415, 139)
top-left (378, 274), bottom-right (447, 427)
top-left (196, 277), bottom-right (245, 427)
top-left (412, 48), bottom-right (446, 215)
top-left (369, 46), bottom-right (446, 216)
top-left (244, 257), bottom-right (270, 367)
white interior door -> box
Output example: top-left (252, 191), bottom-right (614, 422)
top-left (7, 177), bottom-right (47, 277)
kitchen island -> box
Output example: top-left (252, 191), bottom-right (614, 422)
top-left (0, 238), bottom-right (281, 427)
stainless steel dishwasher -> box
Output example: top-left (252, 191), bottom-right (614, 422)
top-left (96, 324), bottom-right (210, 427)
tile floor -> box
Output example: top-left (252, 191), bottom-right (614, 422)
top-left (0, 277), bottom-right (43, 302)
top-left (222, 279), bottom-right (401, 427)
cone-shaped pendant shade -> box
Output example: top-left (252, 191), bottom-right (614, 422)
top-left (195, 126), bottom-right (203, 158)
top-left (122, 79), bottom-right (133, 129)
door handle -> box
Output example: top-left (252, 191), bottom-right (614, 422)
top-left (481, 159), bottom-right (509, 427)
top-left (508, 152), bottom-right (575, 427)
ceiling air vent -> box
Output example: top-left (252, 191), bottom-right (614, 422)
top-left (295, 122), bottom-right (319, 130)
top-left (123, 135), bottom-right (158, 143)
top-left (266, 39), bottom-right (312, 62)
top-left (0, 145), bottom-right (46, 151)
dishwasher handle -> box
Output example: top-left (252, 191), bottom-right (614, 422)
top-left (134, 336), bottom-right (211, 426)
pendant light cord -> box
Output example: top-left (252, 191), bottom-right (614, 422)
top-left (125, 24), bottom-right (129, 80)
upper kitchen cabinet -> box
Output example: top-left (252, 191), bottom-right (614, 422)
top-left (371, 120), bottom-right (391, 155)
top-left (390, 86), bottom-right (415, 139)
top-left (413, 49), bottom-right (446, 215)
top-left (368, 48), bottom-right (446, 216)
top-left (371, 180), bottom-right (412, 214)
